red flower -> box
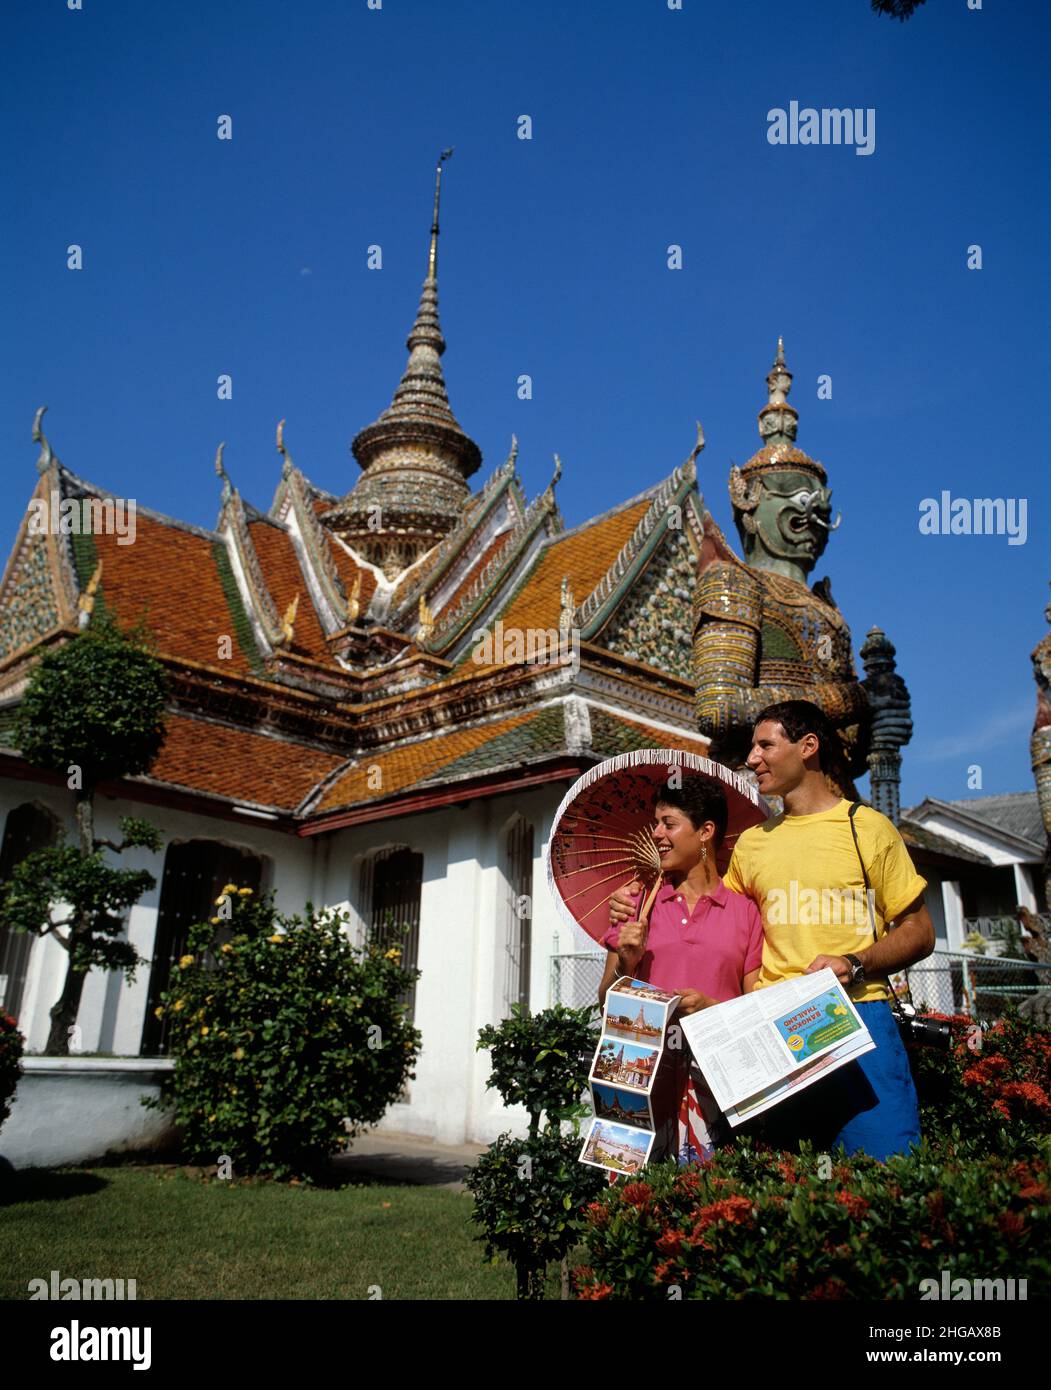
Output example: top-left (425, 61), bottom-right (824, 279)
top-left (992, 1099), bottom-right (1011, 1121)
top-left (620, 1181), bottom-right (652, 1207)
top-left (807, 1277), bottom-right (849, 1300)
top-left (834, 1190), bottom-right (869, 1219)
top-left (577, 1281), bottom-right (614, 1300)
top-left (656, 1228), bottom-right (684, 1256)
top-left (692, 1195), bottom-right (754, 1235)
top-left (996, 1211), bottom-right (1025, 1239)
top-left (1019, 1179), bottom-right (1050, 1204)
top-left (585, 1201), bottom-right (609, 1226)
top-left (653, 1259), bottom-right (676, 1282)
top-left (1001, 1081), bottom-right (1051, 1114)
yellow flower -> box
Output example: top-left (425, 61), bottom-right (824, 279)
top-left (220, 942), bottom-right (234, 954)
top-left (233, 1047), bottom-right (245, 1061)
top-left (154, 1006), bottom-right (165, 1018)
top-left (384, 947), bottom-right (402, 961)
top-left (210, 916), bottom-right (221, 925)
top-left (208, 1113), bottom-right (216, 1123)
top-left (201, 1026), bottom-right (210, 1036)
top-left (221, 883), bottom-right (238, 896)
top-left (268, 934), bottom-right (284, 944)
top-left (173, 999), bottom-right (185, 1012)
top-left (238, 887), bottom-right (253, 896)
top-left (178, 954), bottom-right (194, 969)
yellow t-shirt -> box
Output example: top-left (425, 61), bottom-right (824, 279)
top-left (723, 799), bottom-right (927, 1003)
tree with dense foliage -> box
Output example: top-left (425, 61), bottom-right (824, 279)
top-left (3, 611), bottom-right (167, 1052)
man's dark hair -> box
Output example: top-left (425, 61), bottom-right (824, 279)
top-left (654, 774), bottom-right (728, 848)
top-left (753, 699), bottom-right (844, 776)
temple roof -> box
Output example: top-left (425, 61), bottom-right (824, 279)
top-left (0, 423), bottom-right (710, 829)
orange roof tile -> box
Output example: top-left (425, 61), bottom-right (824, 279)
top-left (316, 709), bottom-right (539, 811)
top-left (93, 518), bottom-right (257, 677)
top-left (247, 521), bottom-right (330, 662)
top-left (499, 501), bottom-right (650, 635)
top-left (149, 712), bottom-right (345, 811)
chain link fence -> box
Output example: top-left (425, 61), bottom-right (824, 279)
top-left (550, 952), bottom-right (605, 1008)
top-left (905, 949), bottom-right (1051, 1020)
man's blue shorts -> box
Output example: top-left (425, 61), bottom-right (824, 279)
top-left (752, 1000), bottom-right (921, 1162)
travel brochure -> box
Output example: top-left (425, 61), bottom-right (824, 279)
top-left (578, 977), bottom-right (682, 1176)
top-left (581, 969), bottom-right (877, 1176)
top-left (680, 967), bottom-right (875, 1127)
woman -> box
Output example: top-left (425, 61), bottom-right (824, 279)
top-left (598, 774), bottom-right (763, 1163)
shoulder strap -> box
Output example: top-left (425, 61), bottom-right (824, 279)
top-left (847, 801), bottom-right (877, 946)
top-left (848, 801), bottom-right (908, 1016)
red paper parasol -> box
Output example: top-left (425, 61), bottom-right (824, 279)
top-left (544, 748), bottom-right (773, 944)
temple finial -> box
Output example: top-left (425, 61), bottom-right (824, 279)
top-left (214, 442), bottom-right (232, 503)
top-left (276, 418), bottom-right (294, 476)
top-left (32, 406), bottom-right (55, 474)
top-left (757, 337), bottom-right (798, 447)
top-left (429, 148), bottom-right (454, 281)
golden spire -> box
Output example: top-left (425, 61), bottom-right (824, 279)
top-left (429, 148), bottom-right (454, 280)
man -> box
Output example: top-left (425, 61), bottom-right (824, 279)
top-left (610, 699), bottom-right (935, 1160)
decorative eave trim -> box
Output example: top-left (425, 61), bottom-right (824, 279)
top-left (425, 485), bottom-right (560, 655)
top-left (279, 464), bottom-right (348, 633)
top-left (575, 461), bottom-right (698, 639)
top-left (220, 490), bottom-right (283, 650)
top-left (298, 756), bottom-right (592, 834)
top-left (388, 446), bottom-right (522, 625)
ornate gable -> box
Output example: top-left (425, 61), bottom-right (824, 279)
top-left (597, 524), bottom-right (697, 679)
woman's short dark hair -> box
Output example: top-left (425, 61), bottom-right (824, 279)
top-left (654, 774), bottom-right (728, 847)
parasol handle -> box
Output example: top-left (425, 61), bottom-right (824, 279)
top-left (637, 872), bottom-right (663, 930)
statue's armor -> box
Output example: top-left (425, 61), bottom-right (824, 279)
top-left (694, 554), bottom-right (868, 780)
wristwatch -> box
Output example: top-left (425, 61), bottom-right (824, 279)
top-left (843, 953), bottom-right (866, 986)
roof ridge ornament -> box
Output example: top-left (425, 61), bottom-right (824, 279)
top-left (276, 418), bottom-right (294, 478)
top-left (214, 442), bottom-right (232, 504)
top-left (33, 406), bottom-right (56, 475)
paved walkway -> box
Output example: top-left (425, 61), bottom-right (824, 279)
top-left (331, 1130), bottom-right (487, 1189)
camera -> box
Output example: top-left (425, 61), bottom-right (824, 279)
top-left (894, 1003), bottom-right (951, 1050)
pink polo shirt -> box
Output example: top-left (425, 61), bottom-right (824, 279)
top-left (601, 879), bottom-right (764, 1002)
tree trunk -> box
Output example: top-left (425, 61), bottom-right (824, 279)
top-left (43, 785), bottom-right (96, 1055)
top-left (45, 954), bottom-right (88, 1055)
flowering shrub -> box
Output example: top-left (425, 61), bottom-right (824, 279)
top-left (0, 1011), bottom-right (24, 1132)
top-left (147, 888), bottom-right (421, 1181)
top-left (908, 1010), bottom-right (1051, 1155)
top-left (575, 1139), bottom-right (1051, 1300)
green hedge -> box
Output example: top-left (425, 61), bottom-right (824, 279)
top-left (909, 1010), bottom-right (1051, 1155)
top-left (575, 1138), bottom-right (1051, 1300)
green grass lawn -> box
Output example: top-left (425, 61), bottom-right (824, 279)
top-left (0, 1163), bottom-right (556, 1300)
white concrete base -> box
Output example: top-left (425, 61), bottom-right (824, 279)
top-left (0, 1057), bottom-right (177, 1169)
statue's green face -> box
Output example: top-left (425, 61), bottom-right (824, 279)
top-left (743, 470), bottom-right (838, 572)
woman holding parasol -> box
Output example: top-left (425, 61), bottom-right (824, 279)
top-left (597, 774), bottom-right (764, 1014)
top-left (546, 752), bottom-right (771, 1163)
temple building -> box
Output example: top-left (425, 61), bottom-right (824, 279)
top-left (2, 166), bottom-right (1032, 1151)
top-left (0, 165), bottom-right (715, 1146)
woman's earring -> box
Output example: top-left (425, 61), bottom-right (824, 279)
top-left (701, 845), bottom-right (708, 863)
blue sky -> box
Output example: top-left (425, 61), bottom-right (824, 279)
top-left (2, 0), bottom-right (1047, 811)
